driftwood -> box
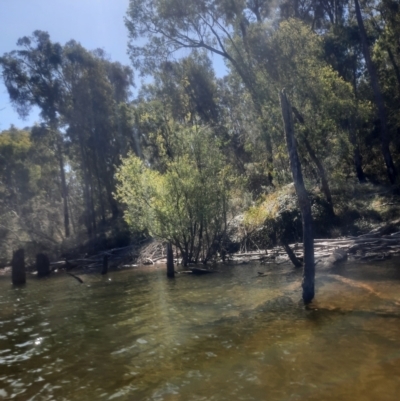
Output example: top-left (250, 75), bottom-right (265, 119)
top-left (191, 268), bottom-right (214, 275)
top-left (50, 240), bottom-right (150, 273)
top-left (66, 272), bottom-right (84, 284)
top-left (247, 220), bottom-right (400, 270)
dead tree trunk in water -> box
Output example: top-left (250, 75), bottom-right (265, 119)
top-left (36, 253), bottom-right (50, 277)
top-left (282, 241), bottom-right (302, 268)
top-left (101, 255), bottom-right (108, 275)
top-left (12, 249), bottom-right (26, 285)
top-left (280, 90), bottom-right (315, 304)
top-left (167, 242), bottom-right (175, 278)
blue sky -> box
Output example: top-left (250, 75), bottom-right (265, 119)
top-left (0, 0), bottom-right (227, 130)
top-left (0, 0), bottom-right (131, 129)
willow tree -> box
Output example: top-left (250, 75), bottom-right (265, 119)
top-left (115, 126), bottom-right (235, 265)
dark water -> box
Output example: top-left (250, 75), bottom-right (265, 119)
top-left (1, 261), bottom-right (400, 401)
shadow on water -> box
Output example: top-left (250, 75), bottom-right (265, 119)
top-left (0, 260), bottom-right (400, 400)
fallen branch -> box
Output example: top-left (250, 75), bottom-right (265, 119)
top-left (66, 272), bottom-right (83, 284)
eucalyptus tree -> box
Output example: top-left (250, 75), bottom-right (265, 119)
top-left (368, 0), bottom-right (400, 165)
top-left (353, 0), bottom-right (396, 183)
top-left (125, 0), bottom-right (370, 193)
top-left (125, 0), bottom-right (278, 164)
top-left (62, 41), bottom-right (134, 234)
top-left (132, 52), bottom-right (224, 174)
top-left (0, 31), bottom-right (71, 237)
top-left (1, 32), bottom-right (135, 239)
top-left (0, 127), bottom-right (64, 264)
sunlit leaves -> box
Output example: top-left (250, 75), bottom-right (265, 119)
top-left (115, 126), bottom-right (234, 261)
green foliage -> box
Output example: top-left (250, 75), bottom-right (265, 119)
top-left (116, 127), bottom-right (235, 263)
top-left (1, 0), bottom-right (400, 263)
top-left (0, 127), bottom-right (64, 265)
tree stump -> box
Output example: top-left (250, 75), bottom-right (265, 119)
top-left (167, 242), bottom-right (174, 278)
top-left (12, 249), bottom-right (26, 285)
top-left (101, 255), bottom-right (108, 275)
top-left (36, 253), bottom-right (50, 277)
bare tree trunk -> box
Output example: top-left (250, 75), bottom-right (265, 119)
top-left (350, 127), bottom-right (366, 183)
top-left (12, 249), bottom-right (26, 285)
top-left (280, 90), bottom-right (315, 304)
top-left (167, 242), bottom-right (175, 278)
top-left (36, 253), bottom-right (50, 277)
top-left (56, 140), bottom-right (70, 238)
top-left (302, 135), bottom-right (334, 215)
top-left (101, 255), bottom-right (108, 275)
top-left (78, 135), bottom-right (93, 236)
top-left (354, 0), bottom-right (397, 184)
top-left (282, 241), bottom-right (302, 268)
top-left (94, 160), bottom-right (106, 223)
top-left (290, 106), bottom-right (334, 213)
top-left (351, 60), bottom-right (367, 183)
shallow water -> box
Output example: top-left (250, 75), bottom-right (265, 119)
top-left (0, 261), bottom-right (400, 401)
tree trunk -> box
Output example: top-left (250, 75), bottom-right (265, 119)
top-left (290, 107), bottom-right (334, 213)
top-left (302, 135), bottom-right (334, 215)
top-left (350, 127), bottom-right (366, 183)
top-left (94, 160), bottom-right (106, 224)
top-left (12, 249), bottom-right (26, 285)
top-left (78, 134), bottom-right (94, 236)
top-left (354, 0), bottom-right (397, 184)
top-left (167, 242), bottom-right (175, 278)
top-left (56, 140), bottom-right (70, 238)
top-left (36, 253), bottom-right (50, 277)
top-left (101, 255), bottom-right (108, 275)
top-left (280, 90), bottom-right (315, 304)
top-left (351, 58), bottom-right (366, 182)
top-left (282, 241), bottom-right (302, 268)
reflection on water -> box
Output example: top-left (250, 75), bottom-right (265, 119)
top-left (0, 261), bottom-right (400, 400)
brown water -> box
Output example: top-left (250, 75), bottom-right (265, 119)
top-left (1, 261), bottom-right (400, 401)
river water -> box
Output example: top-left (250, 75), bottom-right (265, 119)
top-left (1, 260), bottom-right (400, 401)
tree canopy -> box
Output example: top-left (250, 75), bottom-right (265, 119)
top-left (1, 0), bottom-right (400, 265)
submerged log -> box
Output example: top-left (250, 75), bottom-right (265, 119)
top-left (36, 253), bottom-right (50, 277)
top-left (12, 249), bottom-right (26, 285)
top-left (191, 268), bottom-right (214, 275)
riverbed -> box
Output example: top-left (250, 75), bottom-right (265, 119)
top-left (1, 260), bottom-right (400, 400)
